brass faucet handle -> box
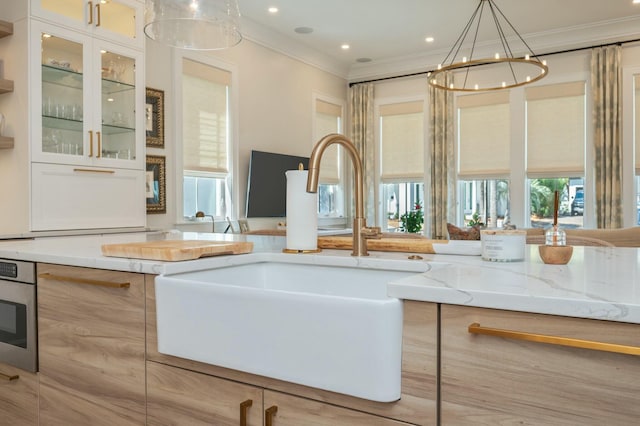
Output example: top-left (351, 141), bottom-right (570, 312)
top-left (361, 226), bottom-right (382, 240)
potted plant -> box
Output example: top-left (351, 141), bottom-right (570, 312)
top-left (400, 201), bottom-right (424, 233)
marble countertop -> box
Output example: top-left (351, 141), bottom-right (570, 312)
top-left (0, 231), bottom-right (637, 324)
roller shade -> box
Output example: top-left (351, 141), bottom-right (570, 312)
top-left (314, 99), bottom-right (343, 184)
top-left (380, 101), bottom-right (424, 181)
top-left (182, 58), bottom-right (230, 174)
top-left (526, 81), bottom-right (586, 176)
top-left (457, 92), bottom-right (510, 178)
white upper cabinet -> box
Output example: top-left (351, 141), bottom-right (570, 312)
top-left (30, 0), bottom-right (144, 49)
top-left (30, 20), bottom-right (144, 170)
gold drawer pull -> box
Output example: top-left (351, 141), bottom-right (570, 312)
top-left (265, 405), bottom-right (278, 426)
top-left (73, 168), bottom-right (115, 174)
top-left (468, 323), bottom-right (640, 356)
top-left (87, 1), bottom-right (93, 24)
top-left (38, 273), bottom-right (130, 289)
top-left (0, 372), bottom-right (19, 381)
top-left (96, 131), bottom-right (101, 158)
top-left (239, 399), bottom-right (252, 426)
top-left (95, 3), bottom-right (101, 27)
top-left (88, 130), bottom-right (93, 157)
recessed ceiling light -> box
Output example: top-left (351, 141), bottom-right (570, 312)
top-left (341, 44), bottom-right (350, 50)
top-left (425, 37), bottom-right (434, 43)
top-left (294, 26), bottom-right (313, 34)
top-left (634, 0), bottom-right (640, 4)
top-left (268, 6), bottom-right (278, 13)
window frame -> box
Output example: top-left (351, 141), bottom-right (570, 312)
top-left (173, 50), bottom-right (239, 223)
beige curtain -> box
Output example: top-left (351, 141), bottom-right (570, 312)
top-left (428, 74), bottom-right (455, 239)
top-left (349, 83), bottom-right (375, 225)
top-left (591, 45), bottom-right (623, 228)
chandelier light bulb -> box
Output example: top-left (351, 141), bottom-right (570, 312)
top-left (525, 54), bottom-right (530, 60)
top-left (495, 53), bottom-right (500, 59)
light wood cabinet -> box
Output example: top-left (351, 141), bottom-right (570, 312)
top-left (147, 361), bottom-right (263, 426)
top-left (0, 362), bottom-right (38, 426)
top-left (440, 305), bottom-right (640, 425)
top-left (146, 278), bottom-right (438, 425)
top-left (37, 263), bottom-right (146, 425)
top-left (147, 361), bottom-right (414, 426)
top-left (0, 19), bottom-right (14, 150)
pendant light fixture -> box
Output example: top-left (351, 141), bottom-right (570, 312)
top-left (428, 0), bottom-right (547, 92)
top-left (144, 0), bottom-right (242, 50)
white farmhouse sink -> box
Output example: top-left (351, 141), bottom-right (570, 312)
top-left (155, 261), bottom-right (422, 402)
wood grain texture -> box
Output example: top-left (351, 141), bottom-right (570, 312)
top-left (0, 362), bottom-right (38, 426)
top-left (146, 277), bottom-right (437, 425)
top-left (37, 264), bottom-right (146, 426)
top-left (440, 305), bottom-right (640, 425)
top-left (147, 361), bottom-right (263, 426)
top-left (263, 390), bottom-right (414, 426)
top-left (318, 236), bottom-right (448, 254)
top-left (101, 239), bottom-right (253, 261)
top-left (0, 20), bottom-right (13, 38)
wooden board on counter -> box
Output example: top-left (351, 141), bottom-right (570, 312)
top-left (318, 236), bottom-right (447, 254)
top-left (101, 240), bottom-right (253, 261)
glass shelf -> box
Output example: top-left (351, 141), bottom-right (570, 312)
top-left (42, 64), bottom-right (83, 89)
top-left (42, 115), bottom-right (83, 132)
top-left (102, 77), bottom-right (135, 95)
top-left (102, 123), bottom-right (135, 135)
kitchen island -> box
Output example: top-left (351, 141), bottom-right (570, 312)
top-left (0, 231), bottom-right (638, 425)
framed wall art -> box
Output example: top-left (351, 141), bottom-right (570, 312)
top-left (145, 87), bottom-right (165, 148)
top-left (146, 155), bottom-right (166, 214)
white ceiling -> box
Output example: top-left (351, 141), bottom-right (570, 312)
top-left (238, 0), bottom-right (640, 81)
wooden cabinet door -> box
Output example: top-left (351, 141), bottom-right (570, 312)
top-left (440, 305), bottom-right (640, 425)
top-left (147, 361), bottom-right (263, 426)
top-left (37, 264), bottom-right (146, 425)
top-left (0, 362), bottom-right (38, 426)
top-left (263, 390), bottom-right (413, 426)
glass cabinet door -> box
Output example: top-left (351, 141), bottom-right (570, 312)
top-left (40, 32), bottom-right (86, 159)
top-left (100, 50), bottom-right (136, 161)
top-left (34, 0), bottom-right (142, 47)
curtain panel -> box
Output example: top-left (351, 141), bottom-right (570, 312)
top-left (349, 83), bottom-right (375, 225)
top-left (591, 45), bottom-right (623, 228)
top-left (428, 74), bottom-right (455, 239)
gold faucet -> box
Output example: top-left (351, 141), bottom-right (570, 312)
top-left (306, 133), bottom-right (381, 256)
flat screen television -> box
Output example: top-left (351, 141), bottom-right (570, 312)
top-left (246, 150), bottom-right (310, 217)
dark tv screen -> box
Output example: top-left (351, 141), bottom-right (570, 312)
top-left (246, 150), bottom-right (310, 217)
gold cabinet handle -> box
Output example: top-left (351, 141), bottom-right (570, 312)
top-left (88, 130), bottom-right (94, 157)
top-left (95, 3), bottom-right (101, 27)
top-left (38, 273), bottom-right (130, 289)
top-left (239, 399), bottom-right (252, 426)
top-left (96, 131), bottom-right (101, 158)
top-left (265, 405), bottom-right (278, 426)
top-left (0, 372), bottom-right (19, 381)
top-left (73, 168), bottom-right (115, 174)
top-left (468, 323), bottom-right (640, 356)
top-left (87, 1), bottom-right (93, 24)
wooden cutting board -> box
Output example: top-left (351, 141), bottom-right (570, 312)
top-left (317, 236), bottom-right (447, 254)
top-left (101, 240), bottom-right (254, 261)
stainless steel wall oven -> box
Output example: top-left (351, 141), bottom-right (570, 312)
top-left (0, 258), bottom-right (37, 372)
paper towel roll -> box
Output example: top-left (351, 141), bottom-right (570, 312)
top-left (285, 169), bottom-right (318, 250)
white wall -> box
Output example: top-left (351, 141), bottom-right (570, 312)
top-left (145, 38), bottom-right (348, 232)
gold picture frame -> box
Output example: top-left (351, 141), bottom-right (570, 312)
top-left (146, 155), bottom-right (166, 214)
top-left (145, 87), bottom-right (164, 148)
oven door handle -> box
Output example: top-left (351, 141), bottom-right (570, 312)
top-left (38, 273), bottom-right (130, 289)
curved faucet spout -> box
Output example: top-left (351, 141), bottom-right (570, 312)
top-left (307, 133), bottom-right (379, 256)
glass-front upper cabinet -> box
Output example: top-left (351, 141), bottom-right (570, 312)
top-left (31, 0), bottom-right (143, 48)
top-left (31, 20), bottom-right (144, 169)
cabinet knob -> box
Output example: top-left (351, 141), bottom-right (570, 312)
top-left (265, 405), bottom-right (278, 426)
top-left (239, 399), bottom-right (252, 426)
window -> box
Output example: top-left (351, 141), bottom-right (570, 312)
top-left (181, 58), bottom-right (232, 219)
top-left (313, 97), bottom-right (345, 218)
top-left (457, 92), bottom-right (511, 226)
top-left (526, 82), bottom-right (586, 228)
top-left (379, 101), bottom-right (425, 232)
